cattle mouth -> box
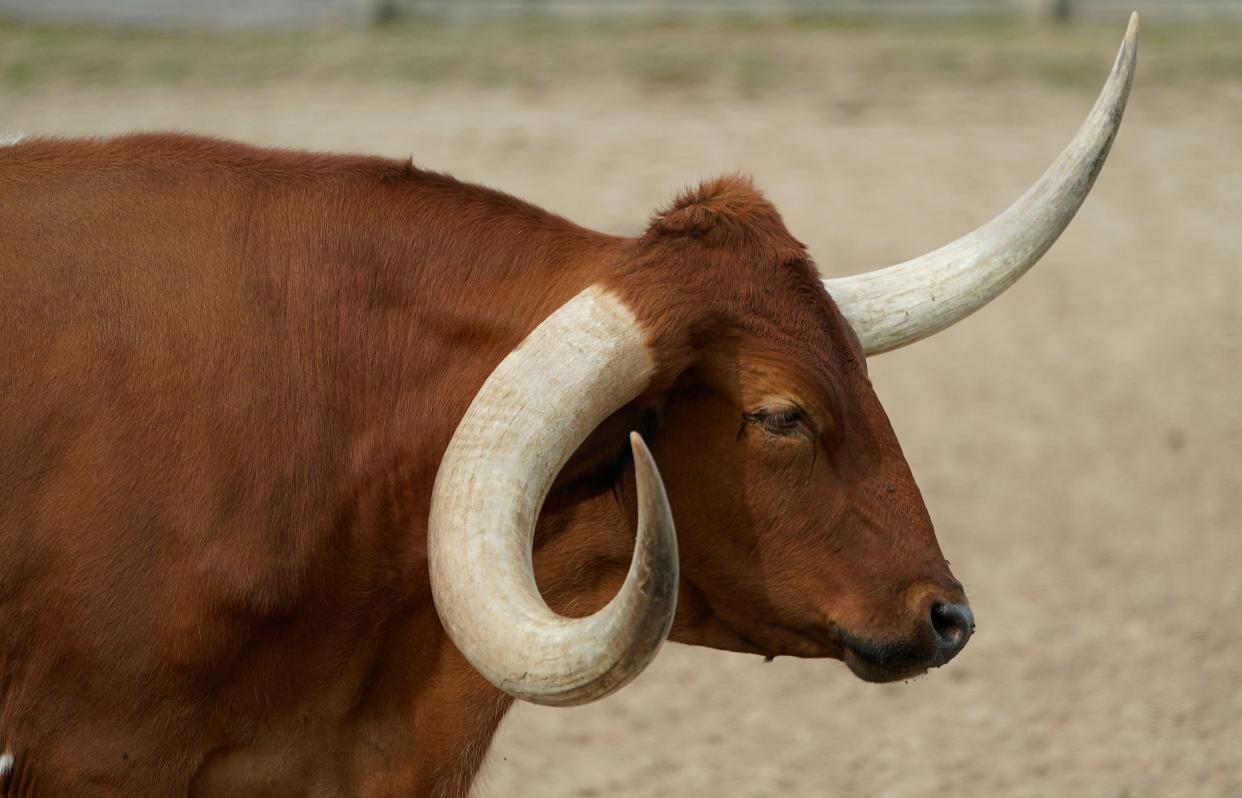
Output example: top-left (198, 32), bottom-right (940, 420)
top-left (840, 640), bottom-right (933, 683)
top-left (834, 623), bottom-right (957, 684)
top-left (750, 620), bottom-right (947, 683)
top-left (738, 626), bottom-right (942, 684)
top-left (684, 593), bottom-right (963, 684)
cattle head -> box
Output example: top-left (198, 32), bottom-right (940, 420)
top-left (429, 18), bottom-right (1137, 705)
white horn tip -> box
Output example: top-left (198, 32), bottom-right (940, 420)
top-left (1114, 13), bottom-right (1139, 93)
top-left (629, 433), bottom-right (666, 505)
top-left (629, 431), bottom-right (662, 502)
top-left (1119, 13), bottom-right (1139, 67)
top-left (628, 429), bottom-right (677, 556)
top-left (629, 430), bottom-right (648, 461)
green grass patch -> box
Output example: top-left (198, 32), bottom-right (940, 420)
top-left (0, 15), bottom-right (1236, 96)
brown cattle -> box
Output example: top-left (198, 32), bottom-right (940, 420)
top-left (0, 18), bottom-right (1136, 797)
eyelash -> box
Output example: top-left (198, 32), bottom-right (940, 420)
top-left (742, 407), bottom-right (812, 438)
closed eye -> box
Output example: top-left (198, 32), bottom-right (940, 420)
top-left (742, 406), bottom-right (814, 439)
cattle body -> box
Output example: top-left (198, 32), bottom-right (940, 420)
top-left (2, 135), bottom-right (626, 794)
top-left (0, 18), bottom-right (1136, 797)
top-left (0, 134), bottom-right (964, 795)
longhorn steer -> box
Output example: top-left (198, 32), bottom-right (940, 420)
top-left (0, 18), bottom-right (1136, 797)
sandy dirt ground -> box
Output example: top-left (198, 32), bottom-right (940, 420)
top-left (3, 28), bottom-right (1240, 797)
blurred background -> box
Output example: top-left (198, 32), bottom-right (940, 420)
top-left (3, 1), bottom-right (1239, 796)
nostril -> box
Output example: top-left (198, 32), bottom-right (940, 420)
top-left (930, 602), bottom-right (974, 660)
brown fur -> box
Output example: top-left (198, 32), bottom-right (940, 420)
top-left (0, 134), bottom-right (965, 796)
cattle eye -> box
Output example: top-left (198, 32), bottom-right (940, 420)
top-left (742, 407), bottom-right (812, 439)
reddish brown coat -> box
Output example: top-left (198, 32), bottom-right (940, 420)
top-left (0, 134), bottom-right (964, 796)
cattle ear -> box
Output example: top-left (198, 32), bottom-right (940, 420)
top-left (650, 199), bottom-right (716, 237)
top-left (648, 174), bottom-right (759, 238)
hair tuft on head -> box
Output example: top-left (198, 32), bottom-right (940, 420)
top-left (648, 174), bottom-right (770, 238)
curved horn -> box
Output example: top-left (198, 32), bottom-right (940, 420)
top-left (826, 13), bottom-right (1139, 355)
top-left (428, 286), bottom-right (679, 706)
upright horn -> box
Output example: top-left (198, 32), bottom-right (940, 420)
top-left (826, 13), bottom-right (1139, 355)
top-left (428, 285), bottom-right (679, 706)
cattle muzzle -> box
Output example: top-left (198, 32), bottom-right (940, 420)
top-left (834, 596), bottom-right (974, 683)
